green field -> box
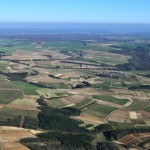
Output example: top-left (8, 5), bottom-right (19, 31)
top-left (0, 81), bottom-right (16, 88)
top-left (0, 107), bottom-right (39, 120)
top-left (48, 98), bottom-right (67, 107)
top-left (13, 81), bottom-right (39, 95)
top-left (36, 88), bottom-right (67, 96)
top-left (113, 123), bottom-right (135, 130)
top-left (143, 106), bottom-right (150, 112)
top-left (12, 98), bottom-right (38, 106)
top-left (128, 70), bottom-right (150, 75)
top-left (0, 90), bottom-right (23, 104)
top-left (42, 41), bottom-right (87, 50)
top-left (74, 98), bottom-right (92, 108)
top-left (123, 100), bottom-right (149, 111)
top-left (0, 74), bottom-right (8, 80)
top-left (93, 95), bottom-right (128, 105)
top-left (85, 57), bottom-right (128, 65)
top-left (83, 103), bottom-right (116, 118)
top-left (47, 83), bottom-right (70, 89)
top-left (55, 92), bottom-right (70, 97)
top-left (0, 62), bottom-right (8, 71)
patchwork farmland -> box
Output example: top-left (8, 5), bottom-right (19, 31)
top-left (0, 35), bottom-right (149, 149)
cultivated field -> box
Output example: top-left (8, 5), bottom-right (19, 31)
top-left (0, 126), bottom-right (42, 150)
top-left (0, 36), bottom-right (150, 149)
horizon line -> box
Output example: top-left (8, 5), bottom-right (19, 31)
top-left (0, 22), bottom-right (150, 25)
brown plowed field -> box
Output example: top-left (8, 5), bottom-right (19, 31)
top-left (0, 126), bottom-right (42, 150)
top-left (118, 133), bottom-right (150, 144)
top-left (72, 114), bottom-right (105, 124)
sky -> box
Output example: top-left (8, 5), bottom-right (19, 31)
top-left (0, 0), bottom-right (150, 23)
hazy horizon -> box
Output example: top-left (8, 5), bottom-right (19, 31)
top-left (0, 23), bottom-right (150, 34)
top-left (0, 0), bottom-right (150, 34)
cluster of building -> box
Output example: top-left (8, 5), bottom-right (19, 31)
top-left (96, 70), bottom-right (137, 79)
top-left (61, 50), bottom-right (86, 58)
